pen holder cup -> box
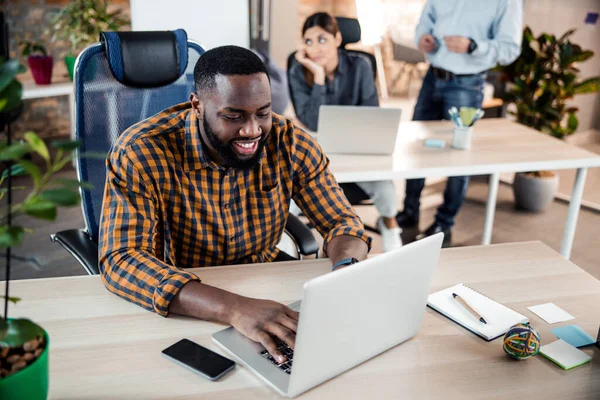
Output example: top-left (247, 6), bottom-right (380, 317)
top-left (452, 126), bottom-right (473, 150)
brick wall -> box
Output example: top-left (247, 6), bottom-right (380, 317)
top-left (3, 0), bottom-right (130, 140)
top-left (4, 0), bottom-right (426, 140)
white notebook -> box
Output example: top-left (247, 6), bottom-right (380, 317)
top-left (427, 284), bottom-right (528, 341)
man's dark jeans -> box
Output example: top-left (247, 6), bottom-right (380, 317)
top-left (404, 66), bottom-right (485, 228)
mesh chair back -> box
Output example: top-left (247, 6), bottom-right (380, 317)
top-left (74, 38), bottom-right (204, 242)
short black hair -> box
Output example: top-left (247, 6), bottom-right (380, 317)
top-left (193, 45), bottom-right (270, 94)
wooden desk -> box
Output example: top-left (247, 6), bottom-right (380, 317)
top-left (8, 242), bottom-right (599, 399)
top-left (327, 118), bottom-right (600, 257)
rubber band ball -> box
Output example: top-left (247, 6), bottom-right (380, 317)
top-left (503, 323), bottom-right (541, 360)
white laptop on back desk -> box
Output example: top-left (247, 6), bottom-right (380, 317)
top-left (316, 105), bottom-right (402, 155)
top-left (212, 233), bottom-right (444, 397)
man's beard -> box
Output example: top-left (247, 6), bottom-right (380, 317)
top-left (202, 113), bottom-right (267, 170)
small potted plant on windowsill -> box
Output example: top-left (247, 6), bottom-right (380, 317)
top-left (48, 0), bottom-right (129, 80)
top-left (498, 26), bottom-right (600, 212)
top-left (21, 41), bottom-right (53, 85)
top-left (0, 57), bottom-right (91, 399)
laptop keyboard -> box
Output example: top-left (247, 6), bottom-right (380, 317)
top-left (259, 339), bottom-right (294, 374)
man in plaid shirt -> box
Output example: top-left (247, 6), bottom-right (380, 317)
top-left (99, 46), bottom-right (371, 363)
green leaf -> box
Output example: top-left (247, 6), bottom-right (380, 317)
top-left (24, 197), bottom-right (58, 220)
top-left (0, 225), bottom-right (25, 248)
top-left (0, 59), bottom-right (24, 93)
top-left (52, 156), bottom-right (74, 173)
top-left (0, 295), bottom-right (22, 305)
top-left (0, 142), bottom-right (31, 161)
top-left (573, 77), bottom-right (600, 94)
top-left (567, 113), bottom-right (578, 133)
top-left (0, 318), bottom-right (45, 347)
top-left (39, 188), bottom-right (80, 206)
top-left (51, 139), bottom-right (80, 151)
top-left (79, 151), bottom-right (107, 160)
top-left (558, 29), bottom-right (576, 43)
top-left (54, 178), bottom-right (93, 190)
top-left (23, 131), bottom-right (50, 162)
top-left (0, 164), bottom-right (26, 186)
top-left (17, 160), bottom-right (41, 188)
top-left (0, 79), bottom-right (23, 113)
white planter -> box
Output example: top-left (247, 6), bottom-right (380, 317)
top-left (513, 172), bottom-right (559, 212)
top-left (452, 126), bottom-right (473, 150)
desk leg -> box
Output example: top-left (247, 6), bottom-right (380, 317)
top-left (561, 167), bottom-right (587, 258)
top-left (482, 173), bottom-right (499, 245)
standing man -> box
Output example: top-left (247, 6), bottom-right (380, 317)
top-left (396, 0), bottom-right (523, 246)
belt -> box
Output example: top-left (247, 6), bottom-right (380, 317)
top-left (431, 66), bottom-right (482, 81)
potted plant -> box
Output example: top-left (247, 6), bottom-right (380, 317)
top-left (21, 41), bottom-right (53, 85)
top-left (499, 27), bottom-right (600, 211)
top-left (0, 57), bottom-right (89, 399)
top-left (49, 0), bottom-right (129, 80)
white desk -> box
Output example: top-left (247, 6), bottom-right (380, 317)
top-left (327, 119), bottom-right (600, 258)
top-left (7, 242), bottom-right (600, 399)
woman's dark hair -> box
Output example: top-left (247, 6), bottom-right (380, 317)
top-left (300, 12), bottom-right (340, 87)
top-left (302, 12), bottom-right (339, 37)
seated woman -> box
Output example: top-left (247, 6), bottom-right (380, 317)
top-left (289, 11), bottom-right (401, 252)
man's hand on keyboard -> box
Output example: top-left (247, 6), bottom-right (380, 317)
top-left (230, 297), bottom-right (299, 363)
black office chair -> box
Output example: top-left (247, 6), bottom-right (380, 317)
top-left (287, 17), bottom-right (382, 233)
top-left (50, 30), bottom-right (318, 276)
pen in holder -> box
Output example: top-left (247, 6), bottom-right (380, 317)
top-left (448, 107), bottom-right (484, 150)
top-left (452, 126), bottom-right (473, 150)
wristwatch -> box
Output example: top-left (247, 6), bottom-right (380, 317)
top-left (467, 38), bottom-right (478, 54)
top-left (332, 257), bottom-right (359, 271)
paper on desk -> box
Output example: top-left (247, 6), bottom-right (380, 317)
top-left (550, 325), bottom-right (596, 348)
top-left (527, 303), bottom-right (574, 324)
top-left (540, 339), bottom-right (592, 370)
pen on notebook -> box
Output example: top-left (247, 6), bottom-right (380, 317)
top-left (452, 293), bottom-right (487, 324)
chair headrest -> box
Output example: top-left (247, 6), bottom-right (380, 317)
top-left (336, 17), bottom-right (361, 48)
top-left (101, 29), bottom-right (189, 88)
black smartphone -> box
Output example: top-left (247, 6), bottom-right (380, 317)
top-left (162, 339), bottom-right (235, 380)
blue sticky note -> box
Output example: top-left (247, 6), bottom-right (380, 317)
top-left (550, 325), bottom-right (596, 348)
top-left (424, 139), bottom-right (446, 149)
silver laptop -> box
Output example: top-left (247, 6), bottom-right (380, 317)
top-left (316, 105), bottom-right (402, 155)
top-left (212, 233), bottom-right (443, 397)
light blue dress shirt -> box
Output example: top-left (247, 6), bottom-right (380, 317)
top-left (414, 0), bottom-right (523, 74)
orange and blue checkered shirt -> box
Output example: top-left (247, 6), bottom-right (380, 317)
top-left (98, 102), bottom-right (371, 316)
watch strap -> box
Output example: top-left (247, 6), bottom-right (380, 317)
top-left (468, 38), bottom-right (478, 54)
top-left (332, 257), bottom-right (359, 271)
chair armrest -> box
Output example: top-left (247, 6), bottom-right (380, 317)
top-left (50, 229), bottom-right (99, 275)
top-left (285, 215), bottom-right (319, 256)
